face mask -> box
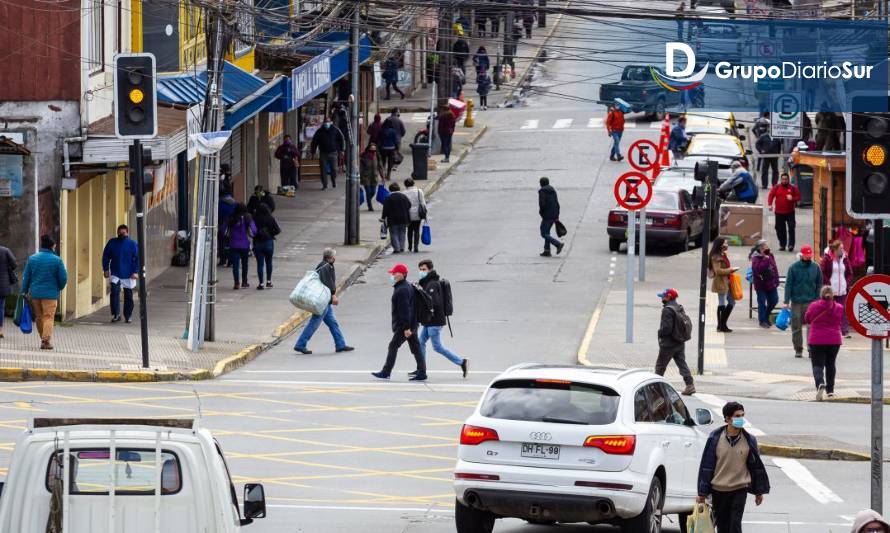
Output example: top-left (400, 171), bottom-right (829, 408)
top-left (802, 258), bottom-right (812, 264)
top-left (118, 233), bottom-right (127, 239)
top-left (389, 275), bottom-right (396, 284)
top-left (418, 271), bottom-right (428, 279)
top-left (324, 122), bottom-right (332, 129)
top-left (731, 417), bottom-right (746, 429)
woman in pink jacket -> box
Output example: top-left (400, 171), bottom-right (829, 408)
top-left (804, 285), bottom-right (844, 400)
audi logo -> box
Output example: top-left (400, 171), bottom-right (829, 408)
top-left (529, 432), bottom-right (552, 441)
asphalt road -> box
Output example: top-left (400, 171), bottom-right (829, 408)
top-left (1, 8), bottom-right (888, 533)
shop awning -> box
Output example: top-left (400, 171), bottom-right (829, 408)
top-left (157, 61), bottom-right (290, 130)
top-left (290, 32), bottom-right (372, 109)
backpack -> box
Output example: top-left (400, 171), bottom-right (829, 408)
top-left (440, 278), bottom-right (454, 317)
top-left (671, 305), bottom-right (693, 343)
top-left (413, 284), bottom-right (435, 324)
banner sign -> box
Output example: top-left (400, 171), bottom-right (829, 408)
top-left (291, 52), bottom-right (333, 109)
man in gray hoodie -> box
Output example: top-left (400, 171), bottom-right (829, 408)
top-left (851, 509), bottom-right (889, 533)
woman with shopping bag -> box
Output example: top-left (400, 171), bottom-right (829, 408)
top-left (709, 237), bottom-right (739, 333)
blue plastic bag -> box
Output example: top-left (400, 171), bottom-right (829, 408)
top-left (19, 299), bottom-right (32, 334)
top-left (775, 307), bottom-right (791, 330)
top-left (376, 183), bottom-right (390, 204)
top-left (421, 223), bottom-right (432, 246)
top-left (745, 266), bottom-right (753, 283)
top-left (359, 187), bottom-right (365, 205)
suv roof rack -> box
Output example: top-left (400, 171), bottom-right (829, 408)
top-left (616, 368), bottom-right (651, 380)
top-left (32, 418), bottom-right (195, 430)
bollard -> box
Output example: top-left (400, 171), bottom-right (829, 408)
top-left (464, 99), bottom-right (475, 127)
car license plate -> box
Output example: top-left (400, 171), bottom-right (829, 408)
top-left (521, 443), bottom-right (561, 460)
top-left (646, 217), bottom-right (655, 225)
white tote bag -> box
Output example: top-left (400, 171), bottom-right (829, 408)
top-left (289, 270), bottom-right (331, 316)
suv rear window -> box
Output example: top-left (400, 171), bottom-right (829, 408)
top-left (480, 379), bottom-right (620, 425)
top-left (45, 449), bottom-right (182, 495)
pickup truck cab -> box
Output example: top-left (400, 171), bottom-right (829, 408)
top-left (599, 65), bottom-right (682, 120)
top-left (0, 418), bottom-right (267, 533)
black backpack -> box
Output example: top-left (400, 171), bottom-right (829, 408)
top-left (413, 284), bottom-right (435, 324)
top-left (440, 279), bottom-right (454, 317)
top-left (671, 305), bottom-right (693, 343)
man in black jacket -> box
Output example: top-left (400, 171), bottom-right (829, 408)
top-left (654, 288), bottom-right (695, 395)
top-left (755, 132), bottom-right (781, 189)
top-left (417, 260), bottom-right (468, 378)
top-left (538, 177), bottom-right (564, 257)
top-left (382, 183), bottom-right (412, 253)
top-left (247, 185), bottom-right (275, 215)
top-left (373, 263), bottom-right (427, 381)
top-left (294, 248), bottom-right (354, 354)
top-left (697, 401), bottom-right (770, 533)
top-left (310, 116), bottom-right (345, 189)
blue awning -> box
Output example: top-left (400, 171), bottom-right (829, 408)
top-left (290, 33), bottom-right (372, 109)
top-left (157, 62), bottom-right (290, 130)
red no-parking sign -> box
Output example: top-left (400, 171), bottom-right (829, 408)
top-left (628, 140), bottom-right (659, 173)
top-left (614, 172), bottom-right (652, 211)
top-left (845, 274), bottom-right (890, 339)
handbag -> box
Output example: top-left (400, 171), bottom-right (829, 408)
top-left (729, 272), bottom-right (744, 301)
top-left (376, 183), bottom-right (390, 204)
top-left (421, 222), bottom-right (432, 246)
top-left (393, 150), bottom-right (404, 165)
top-left (19, 298), bottom-right (32, 335)
top-left (555, 220), bottom-right (567, 238)
top-left (12, 293), bottom-right (24, 327)
top-left (686, 502), bottom-right (716, 533)
top-left (775, 307), bottom-right (791, 330)
top-left (416, 190), bottom-right (428, 220)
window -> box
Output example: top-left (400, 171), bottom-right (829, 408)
top-left (45, 449), bottom-right (182, 495)
top-left (634, 388), bottom-right (653, 422)
top-left (88, 0), bottom-right (105, 73)
top-left (648, 191), bottom-right (680, 211)
top-left (660, 383), bottom-right (692, 425)
top-left (480, 379), bottom-right (620, 425)
top-left (643, 384), bottom-right (671, 423)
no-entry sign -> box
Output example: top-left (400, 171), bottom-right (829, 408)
top-left (614, 172), bottom-right (652, 211)
top-left (845, 274), bottom-right (890, 339)
top-left (628, 139), bottom-right (659, 173)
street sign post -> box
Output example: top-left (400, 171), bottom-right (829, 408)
top-left (615, 172), bottom-right (652, 344)
top-left (845, 273), bottom-right (890, 513)
top-left (627, 140), bottom-right (659, 282)
top-left (770, 92), bottom-right (802, 138)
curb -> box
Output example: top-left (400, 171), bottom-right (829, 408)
top-left (758, 443), bottom-right (874, 462)
top-left (826, 396), bottom-right (890, 405)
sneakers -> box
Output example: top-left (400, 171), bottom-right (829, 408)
top-left (125, 318), bottom-right (132, 324)
top-left (816, 384), bottom-right (826, 401)
top-left (409, 374), bottom-right (428, 381)
top-left (461, 359), bottom-right (469, 378)
top-left (242, 282), bottom-right (250, 288)
top-left (294, 347), bottom-right (312, 354)
top-left (257, 284), bottom-right (264, 290)
top-left (556, 242), bottom-right (565, 255)
top-left (266, 282), bottom-right (273, 288)
top-left (336, 346), bottom-right (355, 353)
top-left (681, 384), bottom-right (696, 396)
top-left (795, 351), bottom-right (803, 358)
top-left (759, 322), bottom-right (771, 328)
top-left (540, 251), bottom-right (552, 257)
top-left (371, 371), bottom-right (390, 380)
top-left (40, 340), bottom-right (53, 350)
top-left (111, 315), bottom-right (122, 323)
top-left (827, 392), bottom-right (836, 398)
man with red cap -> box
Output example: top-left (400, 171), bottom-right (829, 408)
top-left (655, 288), bottom-right (696, 395)
top-left (373, 263), bottom-right (427, 381)
top-left (783, 245), bottom-right (823, 358)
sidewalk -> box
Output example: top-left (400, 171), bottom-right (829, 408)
top-left (0, 117), bottom-right (489, 382)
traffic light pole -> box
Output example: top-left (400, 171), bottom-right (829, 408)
top-left (697, 161), bottom-right (718, 375)
top-left (131, 139), bottom-right (150, 368)
top-left (872, 218), bottom-right (885, 513)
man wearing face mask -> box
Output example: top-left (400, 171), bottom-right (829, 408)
top-left (697, 401), bottom-right (770, 532)
top-left (310, 116), bottom-right (345, 190)
top-left (416, 260), bottom-right (468, 378)
top-left (372, 263), bottom-right (427, 381)
top-left (784, 245), bottom-right (823, 358)
top-left (102, 225), bottom-right (140, 324)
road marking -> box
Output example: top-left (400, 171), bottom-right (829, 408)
top-left (772, 458), bottom-right (844, 504)
top-left (553, 118), bottom-right (573, 129)
top-left (650, 122), bottom-right (663, 129)
top-left (410, 113), bottom-right (427, 123)
top-left (268, 504), bottom-right (453, 513)
top-left (220, 379), bottom-right (487, 390)
top-left (587, 118), bottom-right (603, 128)
top-left (243, 370), bottom-right (502, 375)
top-left (520, 119), bottom-right (539, 129)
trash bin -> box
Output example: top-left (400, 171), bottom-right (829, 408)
top-left (410, 143), bottom-right (430, 180)
top-left (796, 166), bottom-right (814, 207)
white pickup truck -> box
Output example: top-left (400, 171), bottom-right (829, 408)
top-left (0, 418), bottom-right (267, 533)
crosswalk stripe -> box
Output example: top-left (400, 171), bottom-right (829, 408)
top-left (772, 458), bottom-right (844, 504)
top-left (410, 113), bottom-right (427, 123)
top-left (649, 122), bottom-right (663, 129)
top-left (520, 119), bottom-right (539, 129)
top-left (587, 118), bottom-right (603, 128)
top-left (624, 122), bottom-right (636, 128)
top-left (553, 118), bottom-right (573, 129)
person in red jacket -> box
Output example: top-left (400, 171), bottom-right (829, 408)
top-left (820, 240), bottom-right (853, 337)
top-left (767, 172), bottom-right (801, 251)
top-left (437, 106), bottom-right (456, 163)
top-left (606, 104), bottom-right (625, 161)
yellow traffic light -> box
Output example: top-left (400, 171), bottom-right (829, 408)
top-left (863, 144), bottom-right (886, 167)
top-left (129, 88), bottom-right (144, 104)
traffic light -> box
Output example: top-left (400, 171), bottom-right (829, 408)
top-left (127, 144), bottom-right (154, 195)
top-left (114, 53), bottom-right (157, 139)
top-left (847, 96), bottom-right (890, 218)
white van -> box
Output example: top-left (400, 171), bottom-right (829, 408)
top-left (0, 418), bottom-right (267, 533)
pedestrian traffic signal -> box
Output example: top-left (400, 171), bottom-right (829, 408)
top-left (847, 96), bottom-right (890, 218)
top-left (114, 54), bottom-right (157, 139)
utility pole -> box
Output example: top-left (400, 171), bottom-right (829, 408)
top-left (345, 5), bottom-right (360, 244)
top-left (697, 161), bottom-right (718, 374)
top-left (438, 7), bottom-right (454, 109)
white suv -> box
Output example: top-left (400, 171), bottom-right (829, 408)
top-left (453, 364), bottom-right (714, 533)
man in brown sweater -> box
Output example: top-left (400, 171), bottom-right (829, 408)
top-left (697, 401), bottom-right (770, 533)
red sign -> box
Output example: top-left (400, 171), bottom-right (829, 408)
top-left (614, 172), bottom-right (652, 211)
top-left (628, 140), bottom-right (659, 173)
top-left (845, 274), bottom-right (890, 339)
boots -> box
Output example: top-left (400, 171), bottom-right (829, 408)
top-left (716, 305), bottom-right (726, 331)
top-left (681, 383), bottom-right (696, 396)
top-left (722, 305), bottom-right (734, 332)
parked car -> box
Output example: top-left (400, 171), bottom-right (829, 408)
top-left (0, 418), bottom-right (267, 533)
top-left (453, 364), bottom-right (714, 533)
top-left (684, 113), bottom-right (744, 139)
top-left (599, 65), bottom-right (682, 120)
top-left (689, 22), bottom-right (743, 62)
top-left (654, 168), bottom-right (721, 238)
top-left (607, 187), bottom-right (705, 253)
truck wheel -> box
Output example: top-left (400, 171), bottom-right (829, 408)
top-left (609, 238), bottom-right (622, 252)
top-left (621, 476), bottom-right (664, 533)
top-left (455, 499), bottom-right (495, 533)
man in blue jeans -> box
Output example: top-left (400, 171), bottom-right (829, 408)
top-left (294, 248), bottom-right (354, 354)
top-left (415, 260), bottom-right (468, 378)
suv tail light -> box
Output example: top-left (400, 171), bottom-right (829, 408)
top-left (455, 473), bottom-right (500, 481)
top-left (608, 212), bottom-right (625, 225)
top-left (583, 435), bottom-right (636, 455)
top-left (460, 425), bottom-right (499, 445)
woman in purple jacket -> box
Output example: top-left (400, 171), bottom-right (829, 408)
top-left (804, 285), bottom-right (844, 400)
top-left (750, 240), bottom-right (780, 328)
top-left (225, 203), bottom-right (256, 290)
